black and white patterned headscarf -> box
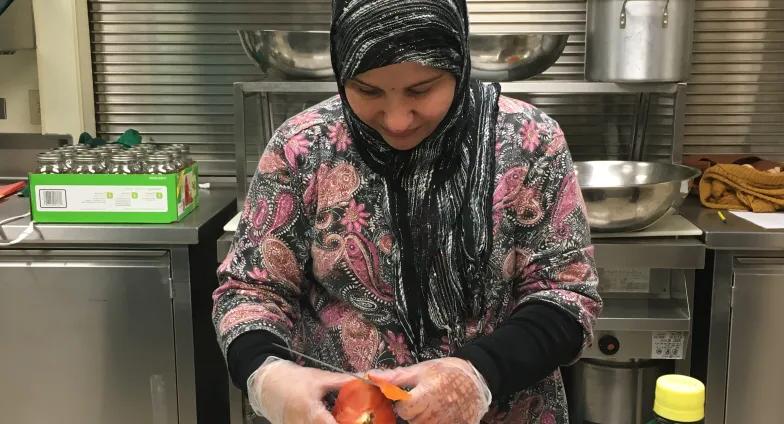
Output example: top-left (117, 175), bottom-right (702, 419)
top-left (330, 0), bottom-right (500, 354)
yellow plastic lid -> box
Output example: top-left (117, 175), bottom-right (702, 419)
top-left (653, 374), bottom-right (705, 422)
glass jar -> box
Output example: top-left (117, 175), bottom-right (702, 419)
top-left (71, 152), bottom-right (104, 174)
top-left (161, 147), bottom-right (185, 170)
top-left (95, 150), bottom-right (113, 169)
top-left (58, 150), bottom-right (76, 173)
top-left (171, 143), bottom-right (194, 166)
top-left (136, 144), bottom-right (157, 154)
top-left (143, 153), bottom-right (175, 174)
top-left (129, 150), bottom-right (147, 163)
top-left (36, 152), bottom-right (64, 174)
top-left (107, 154), bottom-right (141, 174)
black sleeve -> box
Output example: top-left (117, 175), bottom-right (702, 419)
top-left (226, 330), bottom-right (293, 393)
top-left (454, 302), bottom-right (584, 400)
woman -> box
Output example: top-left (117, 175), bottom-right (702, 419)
top-left (213, 0), bottom-right (602, 422)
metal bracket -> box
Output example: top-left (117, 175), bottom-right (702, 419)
top-left (630, 93), bottom-right (652, 161)
top-left (168, 276), bottom-right (175, 299)
top-left (620, 0), bottom-right (630, 28)
top-left (730, 281), bottom-right (735, 310)
top-left (663, 0), bottom-right (670, 27)
top-left (620, 0), bottom-right (671, 29)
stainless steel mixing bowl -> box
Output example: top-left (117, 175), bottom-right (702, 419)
top-left (238, 30), bottom-right (333, 79)
top-left (468, 33), bottom-right (569, 81)
top-left (574, 161), bottom-right (701, 232)
top-left (238, 30), bottom-right (569, 81)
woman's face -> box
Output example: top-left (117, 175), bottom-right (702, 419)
top-left (345, 62), bottom-right (457, 151)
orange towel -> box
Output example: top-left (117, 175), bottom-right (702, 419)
top-left (699, 164), bottom-right (784, 212)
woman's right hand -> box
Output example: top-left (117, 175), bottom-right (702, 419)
top-left (247, 357), bottom-right (355, 424)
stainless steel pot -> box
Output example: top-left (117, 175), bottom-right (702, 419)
top-left (585, 0), bottom-right (695, 82)
top-left (565, 359), bottom-right (672, 424)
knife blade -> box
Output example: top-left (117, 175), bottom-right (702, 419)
top-left (272, 343), bottom-right (412, 401)
top-left (272, 343), bottom-right (372, 384)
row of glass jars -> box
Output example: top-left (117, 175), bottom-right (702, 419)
top-left (36, 144), bottom-right (193, 174)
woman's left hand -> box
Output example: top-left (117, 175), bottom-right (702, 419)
top-left (369, 357), bottom-right (491, 424)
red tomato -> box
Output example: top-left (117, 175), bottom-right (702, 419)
top-left (333, 379), bottom-right (396, 424)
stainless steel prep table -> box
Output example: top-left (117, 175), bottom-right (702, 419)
top-left (681, 197), bottom-right (784, 424)
top-left (0, 186), bottom-right (236, 424)
top-left (0, 186), bottom-right (236, 245)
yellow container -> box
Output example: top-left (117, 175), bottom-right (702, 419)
top-left (653, 374), bottom-right (705, 423)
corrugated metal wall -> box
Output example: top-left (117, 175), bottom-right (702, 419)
top-left (88, 0), bottom-right (784, 177)
top-left (687, 0), bottom-right (784, 161)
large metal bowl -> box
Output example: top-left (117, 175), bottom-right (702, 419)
top-left (237, 30), bottom-right (568, 81)
top-left (468, 33), bottom-right (569, 81)
top-left (238, 30), bottom-right (333, 79)
top-left (574, 161), bottom-right (701, 232)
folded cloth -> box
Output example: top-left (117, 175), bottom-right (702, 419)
top-left (699, 163), bottom-right (784, 212)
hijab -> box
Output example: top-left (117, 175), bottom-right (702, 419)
top-left (330, 0), bottom-right (501, 353)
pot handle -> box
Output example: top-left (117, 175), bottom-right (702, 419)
top-left (620, 0), bottom-right (671, 29)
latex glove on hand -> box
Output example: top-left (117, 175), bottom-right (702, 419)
top-left (247, 356), bottom-right (355, 424)
top-left (370, 357), bottom-right (492, 424)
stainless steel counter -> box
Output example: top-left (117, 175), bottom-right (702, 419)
top-left (0, 186), bottom-right (236, 246)
top-left (680, 196), bottom-right (784, 251)
top-left (678, 195), bottom-right (784, 424)
top-left (0, 184), bottom-right (237, 423)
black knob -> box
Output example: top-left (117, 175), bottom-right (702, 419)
top-left (598, 334), bottom-right (620, 356)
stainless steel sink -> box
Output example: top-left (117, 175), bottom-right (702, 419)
top-left (238, 30), bottom-right (569, 81)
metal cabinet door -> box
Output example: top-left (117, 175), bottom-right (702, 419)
top-left (0, 250), bottom-right (178, 424)
top-left (726, 258), bottom-right (784, 424)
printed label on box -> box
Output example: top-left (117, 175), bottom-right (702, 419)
top-left (36, 185), bottom-right (168, 212)
top-left (651, 331), bottom-right (685, 359)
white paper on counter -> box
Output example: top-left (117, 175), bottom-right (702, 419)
top-left (729, 211), bottom-right (784, 229)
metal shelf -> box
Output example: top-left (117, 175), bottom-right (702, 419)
top-left (233, 78), bottom-right (688, 209)
top-left (235, 80), bottom-right (683, 95)
top-left (593, 238), bottom-right (705, 269)
top-left (596, 297), bottom-right (691, 332)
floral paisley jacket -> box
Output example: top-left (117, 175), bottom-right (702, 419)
top-left (213, 92), bottom-right (602, 423)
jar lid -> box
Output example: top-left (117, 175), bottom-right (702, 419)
top-left (653, 375), bottom-right (705, 422)
top-left (74, 152), bottom-right (98, 160)
top-left (37, 152), bottom-right (61, 160)
top-left (110, 154), bottom-right (135, 162)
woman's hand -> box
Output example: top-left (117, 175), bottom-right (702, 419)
top-left (370, 357), bottom-right (492, 424)
top-left (247, 357), bottom-right (355, 424)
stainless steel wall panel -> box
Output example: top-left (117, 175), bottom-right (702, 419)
top-left (687, 0), bottom-right (784, 161)
top-left (89, 0), bottom-right (784, 176)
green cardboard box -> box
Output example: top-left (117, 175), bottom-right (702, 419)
top-left (28, 165), bottom-right (199, 223)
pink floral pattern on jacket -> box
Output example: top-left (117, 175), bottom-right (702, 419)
top-left (213, 94), bottom-right (602, 423)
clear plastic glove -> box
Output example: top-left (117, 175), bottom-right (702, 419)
top-left (247, 356), bottom-right (355, 424)
top-left (369, 357), bottom-right (492, 424)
